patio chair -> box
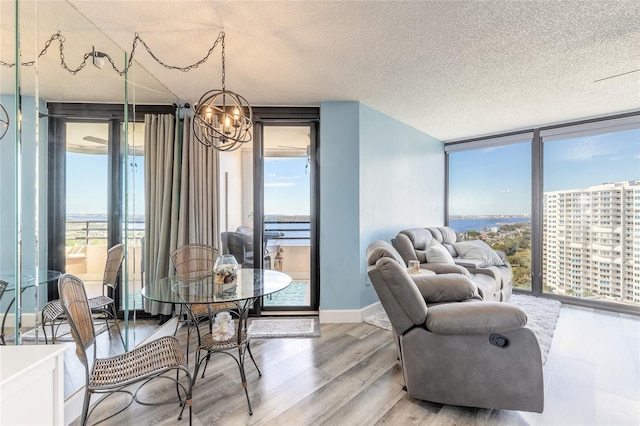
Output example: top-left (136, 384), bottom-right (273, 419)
top-left (42, 244), bottom-right (125, 345)
top-left (58, 273), bottom-right (192, 425)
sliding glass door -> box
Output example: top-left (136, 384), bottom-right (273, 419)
top-left (217, 110), bottom-right (319, 314)
top-left (262, 125), bottom-right (314, 310)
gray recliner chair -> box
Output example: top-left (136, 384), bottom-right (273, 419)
top-left (366, 240), bottom-right (544, 413)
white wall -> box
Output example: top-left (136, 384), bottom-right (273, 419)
top-left (320, 101), bottom-right (444, 312)
top-left (218, 148), bottom-right (245, 234)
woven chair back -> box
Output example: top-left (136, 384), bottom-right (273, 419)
top-left (171, 244), bottom-right (218, 281)
top-left (58, 274), bottom-right (96, 366)
top-left (103, 243), bottom-right (125, 290)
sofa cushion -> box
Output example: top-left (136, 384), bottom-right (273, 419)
top-left (425, 239), bottom-right (455, 264)
top-left (428, 227), bottom-right (458, 245)
top-left (400, 228), bottom-right (433, 250)
top-left (367, 240), bottom-right (406, 266)
top-left (469, 272), bottom-right (500, 301)
top-left (453, 240), bottom-right (505, 267)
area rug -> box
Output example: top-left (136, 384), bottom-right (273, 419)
top-left (364, 293), bottom-right (561, 364)
top-left (19, 321), bottom-right (108, 342)
top-left (247, 317), bottom-right (320, 338)
top-left (263, 281), bottom-right (307, 306)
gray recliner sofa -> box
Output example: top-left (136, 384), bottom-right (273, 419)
top-left (393, 226), bottom-right (513, 301)
top-left (366, 240), bottom-right (544, 413)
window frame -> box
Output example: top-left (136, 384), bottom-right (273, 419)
top-left (444, 111), bottom-right (640, 316)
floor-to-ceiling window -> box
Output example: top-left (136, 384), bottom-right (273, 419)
top-left (541, 118), bottom-right (640, 308)
top-left (446, 113), bottom-right (640, 314)
top-left (447, 135), bottom-right (532, 290)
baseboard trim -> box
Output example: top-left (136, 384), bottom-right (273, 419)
top-left (63, 316), bottom-right (179, 425)
top-left (319, 301), bottom-right (382, 323)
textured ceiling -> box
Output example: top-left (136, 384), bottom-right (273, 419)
top-left (4, 1), bottom-right (640, 141)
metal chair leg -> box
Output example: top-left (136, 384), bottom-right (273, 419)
top-left (109, 302), bottom-right (125, 346)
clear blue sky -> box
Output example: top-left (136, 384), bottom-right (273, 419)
top-left (66, 153), bottom-right (144, 216)
top-left (66, 153), bottom-right (311, 216)
top-left (67, 128), bottom-right (638, 218)
top-left (264, 157), bottom-right (310, 216)
top-left (449, 128), bottom-right (640, 216)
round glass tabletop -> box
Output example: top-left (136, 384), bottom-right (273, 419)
top-left (1, 270), bottom-right (62, 291)
top-left (141, 268), bottom-right (292, 305)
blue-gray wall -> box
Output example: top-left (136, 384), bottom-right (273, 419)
top-left (0, 94), bottom-right (48, 313)
top-left (320, 101), bottom-right (445, 312)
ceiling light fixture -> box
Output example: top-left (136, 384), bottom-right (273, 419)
top-left (0, 103), bottom-right (9, 141)
top-left (1, 30), bottom-right (253, 149)
top-left (193, 33), bottom-right (253, 151)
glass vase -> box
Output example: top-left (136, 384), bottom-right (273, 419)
top-left (213, 254), bottom-right (238, 296)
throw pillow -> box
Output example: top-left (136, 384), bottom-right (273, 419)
top-left (453, 239), bottom-right (505, 267)
top-left (425, 239), bottom-right (455, 264)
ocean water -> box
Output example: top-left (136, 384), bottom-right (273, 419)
top-left (449, 217), bottom-right (530, 233)
top-left (66, 216), bottom-right (528, 242)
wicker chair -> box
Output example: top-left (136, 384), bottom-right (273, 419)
top-left (0, 280), bottom-right (7, 345)
top-left (170, 244), bottom-right (236, 354)
top-left (58, 273), bottom-right (192, 425)
top-left (42, 244), bottom-right (125, 345)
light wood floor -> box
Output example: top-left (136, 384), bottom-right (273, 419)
top-left (69, 304), bottom-right (640, 426)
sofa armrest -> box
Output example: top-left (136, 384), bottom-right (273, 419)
top-left (421, 263), bottom-right (471, 277)
top-left (425, 302), bottom-right (527, 335)
top-left (453, 258), bottom-right (483, 268)
top-left (412, 274), bottom-right (477, 303)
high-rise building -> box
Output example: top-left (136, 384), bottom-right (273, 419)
top-left (543, 180), bottom-right (640, 305)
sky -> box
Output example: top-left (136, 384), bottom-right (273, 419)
top-left (66, 154), bottom-right (310, 217)
top-left (66, 153), bottom-right (144, 216)
top-left (449, 128), bottom-right (640, 216)
top-left (67, 128), bottom-right (638, 218)
top-left (264, 157), bottom-right (310, 216)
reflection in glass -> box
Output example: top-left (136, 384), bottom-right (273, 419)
top-left (122, 121), bottom-right (145, 314)
top-left (65, 122), bottom-right (109, 300)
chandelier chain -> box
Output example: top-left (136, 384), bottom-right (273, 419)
top-left (0, 30), bottom-right (226, 77)
top-left (221, 36), bottom-right (226, 90)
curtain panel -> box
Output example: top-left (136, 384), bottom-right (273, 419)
top-left (143, 113), bottom-right (221, 316)
top-left (177, 116), bottom-right (221, 249)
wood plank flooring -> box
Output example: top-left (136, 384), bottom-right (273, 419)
top-left (68, 305), bottom-right (640, 425)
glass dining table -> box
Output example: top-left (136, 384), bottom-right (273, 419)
top-left (0, 270), bottom-right (62, 344)
top-left (141, 268), bottom-right (292, 415)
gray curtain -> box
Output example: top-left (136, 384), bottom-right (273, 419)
top-left (177, 115), bottom-right (221, 249)
top-left (143, 113), bottom-right (221, 315)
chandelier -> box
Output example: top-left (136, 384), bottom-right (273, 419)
top-left (193, 33), bottom-right (253, 151)
top-left (2, 30), bottom-right (253, 149)
top-left (0, 103), bottom-right (8, 141)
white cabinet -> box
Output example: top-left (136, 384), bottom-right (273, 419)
top-left (0, 345), bottom-right (67, 425)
